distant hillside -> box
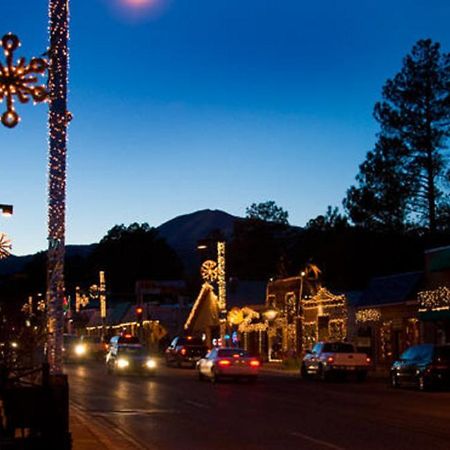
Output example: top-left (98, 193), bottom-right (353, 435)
top-left (0, 244), bottom-right (98, 277)
top-left (156, 209), bottom-right (239, 273)
top-left (0, 210), bottom-right (239, 277)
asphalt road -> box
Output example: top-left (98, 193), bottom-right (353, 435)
top-left (67, 360), bottom-right (450, 450)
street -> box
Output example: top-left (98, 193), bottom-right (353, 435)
top-left (67, 361), bottom-right (450, 450)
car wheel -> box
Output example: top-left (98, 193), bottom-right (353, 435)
top-left (390, 373), bottom-right (399, 388)
top-left (417, 374), bottom-right (429, 391)
top-left (301, 363), bottom-right (310, 380)
top-left (319, 364), bottom-right (329, 381)
top-left (211, 368), bottom-right (220, 383)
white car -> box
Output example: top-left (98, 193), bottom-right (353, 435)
top-left (197, 347), bottom-right (261, 382)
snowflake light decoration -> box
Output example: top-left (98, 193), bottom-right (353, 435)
top-left (0, 232), bottom-right (12, 259)
top-left (0, 33), bottom-right (47, 128)
top-left (201, 260), bottom-right (218, 282)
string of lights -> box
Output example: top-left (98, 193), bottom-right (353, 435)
top-left (46, 0), bottom-right (70, 375)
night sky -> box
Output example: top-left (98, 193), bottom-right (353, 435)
top-left (1, 0), bottom-right (450, 255)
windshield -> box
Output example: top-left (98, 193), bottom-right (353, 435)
top-left (322, 343), bottom-right (354, 353)
top-left (64, 335), bottom-right (79, 344)
top-left (177, 338), bottom-right (204, 346)
top-left (218, 349), bottom-right (249, 358)
top-left (118, 346), bottom-right (146, 356)
top-left (82, 336), bottom-right (101, 343)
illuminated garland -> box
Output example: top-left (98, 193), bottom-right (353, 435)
top-left (237, 307), bottom-right (260, 333)
top-left (46, 0), bottom-right (70, 375)
top-left (380, 321), bottom-right (392, 361)
top-left (418, 287), bottom-right (450, 312)
top-left (356, 308), bottom-right (381, 323)
top-left (217, 241), bottom-right (226, 313)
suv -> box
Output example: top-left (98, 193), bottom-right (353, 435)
top-left (390, 344), bottom-right (450, 391)
top-left (165, 336), bottom-right (208, 368)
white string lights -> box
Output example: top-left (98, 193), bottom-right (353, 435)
top-left (46, 0), bottom-right (71, 374)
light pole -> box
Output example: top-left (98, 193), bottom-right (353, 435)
top-left (46, 0), bottom-right (70, 375)
top-left (198, 239), bottom-right (227, 344)
top-left (296, 271), bottom-right (306, 357)
top-left (0, 204), bottom-right (13, 216)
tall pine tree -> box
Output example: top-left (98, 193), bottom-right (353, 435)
top-left (345, 39), bottom-right (450, 231)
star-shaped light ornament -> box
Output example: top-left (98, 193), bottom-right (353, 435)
top-left (0, 232), bottom-right (11, 259)
top-left (0, 33), bottom-right (47, 128)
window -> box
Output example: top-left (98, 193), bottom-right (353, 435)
top-left (176, 337), bottom-right (204, 346)
top-left (312, 343), bottom-right (322, 354)
top-left (400, 346), bottom-right (417, 360)
top-left (218, 349), bottom-right (249, 358)
top-left (322, 343), bottom-right (354, 353)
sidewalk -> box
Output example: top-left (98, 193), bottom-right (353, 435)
top-left (70, 404), bottom-right (142, 450)
top-left (260, 361), bottom-right (390, 380)
top-left (260, 361), bottom-right (299, 376)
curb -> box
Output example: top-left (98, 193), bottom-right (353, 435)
top-left (71, 403), bottom-right (145, 450)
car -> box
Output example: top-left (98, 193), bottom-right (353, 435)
top-left (63, 334), bottom-right (106, 361)
top-left (390, 344), bottom-right (450, 391)
top-left (165, 336), bottom-right (208, 368)
top-left (62, 334), bottom-right (82, 362)
top-left (301, 342), bottom-right (371, 381)
top-left (106, 336), bottom-right (157, 376)
top-left (197, 347), bottom-right (261, 382)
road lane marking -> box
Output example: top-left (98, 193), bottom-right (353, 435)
top-left (184, 400), bottom-right (210, 409)
top-left (290, 431), bottom-right (345, 449)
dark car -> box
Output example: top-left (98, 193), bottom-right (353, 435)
top-left (390, 344), bottom-right (450, 391)
top-left (165, 336), bottom-right (208, 368)
top-left (106, 344), bottom-right (157, 375)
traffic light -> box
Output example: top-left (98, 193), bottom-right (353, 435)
top-left (135, 305), bottom-right (144, 323)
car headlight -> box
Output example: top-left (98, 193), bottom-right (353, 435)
top-left (75, 344), bottom-right (87, 356)
top-left (146, 359), bottom-right (156, 369)
top-left (117, 358), bottom-right (129, 369)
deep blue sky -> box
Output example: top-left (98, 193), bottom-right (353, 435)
top-left (1, 0), bottom-right (450, 255)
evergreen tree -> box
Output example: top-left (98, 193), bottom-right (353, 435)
top-left (344, 136), bottom-right (411, 230)
top-left (345, 39), bottom-right (450, 231)
top-left (245, 201), bottom-right (289, 224)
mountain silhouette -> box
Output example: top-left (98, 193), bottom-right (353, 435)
top-left (0, 210), bottom-right (239, 276)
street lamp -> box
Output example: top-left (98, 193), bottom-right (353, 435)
top-left (0, 204), bottom-right (13, 217)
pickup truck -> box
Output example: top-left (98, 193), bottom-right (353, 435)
top-left (301, 342), bottom-right (371, 381)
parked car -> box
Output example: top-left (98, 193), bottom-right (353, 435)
top-left (197, 347), bottom-right (261, 382)
top-left (165, 336), bottom-right (208, 368)
top-left (390, 344), bottom-right (450, 391)
top-left (301, 342), bottom-right (371, 381)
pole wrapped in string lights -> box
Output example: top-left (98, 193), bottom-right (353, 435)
top-left (46, 0), bottom-right (71, 374)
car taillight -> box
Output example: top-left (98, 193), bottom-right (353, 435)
top-left (217, 359), bottom-right (231, 367)
top-left (327, 356), bottom-right (334, 364)
top-left (249, 360), bottom-right (260, 367)
top-left (180, 347), bottom-right (187, 355)
top-left (366, 357), bottom-right (371, 364)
